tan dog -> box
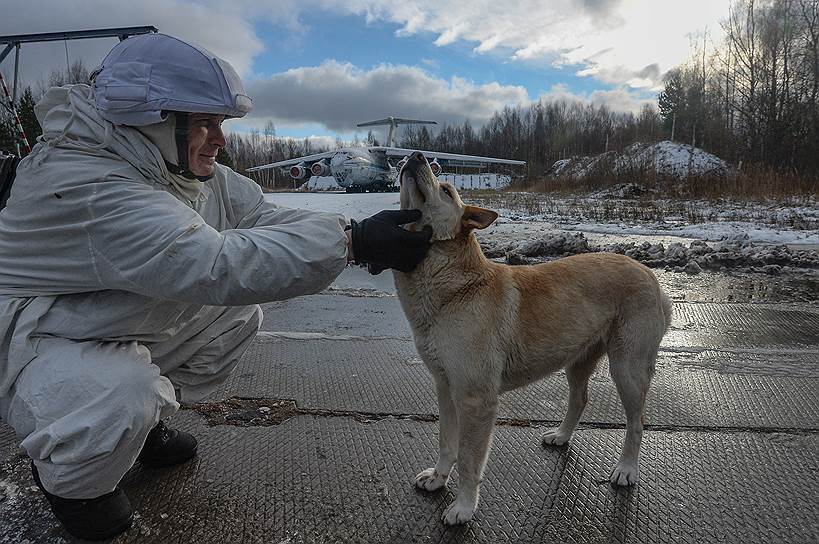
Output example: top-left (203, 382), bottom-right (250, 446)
top-left (394, 153), bottom-right (673, 525)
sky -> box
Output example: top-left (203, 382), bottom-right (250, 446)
top-left (1, 0), bottom-right (731, 145)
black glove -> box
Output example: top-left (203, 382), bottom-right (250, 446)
top-left (350, 209), bottom-right (433, 274)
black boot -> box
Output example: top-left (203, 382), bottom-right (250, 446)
top-left (137, 420), bottom-right (198, 467)
top-left (31, 462), bottom-right (133, 541)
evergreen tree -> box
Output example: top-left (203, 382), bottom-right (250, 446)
top-left (658, 69), bottom-right (686, 140)
top-left (0, 114), bottom-right (15, 155)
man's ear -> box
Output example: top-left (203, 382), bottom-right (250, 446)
top-left (461, 205), bottom-right (499, 230)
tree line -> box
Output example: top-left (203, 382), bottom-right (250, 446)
top-left (658, 0), bottom-right (819, 174)
top-left (218, 101), bottom-right (662, 187)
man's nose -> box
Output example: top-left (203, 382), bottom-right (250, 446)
top-left (210, 125), bottom-right (227, 148)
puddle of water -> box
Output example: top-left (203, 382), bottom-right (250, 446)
top-left (655, 269), bottom-right (818, 304)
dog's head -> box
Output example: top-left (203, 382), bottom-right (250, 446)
top-left (399, 152), bottom-right (498, 240)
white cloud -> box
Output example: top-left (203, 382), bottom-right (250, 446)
top-left (1, 0), bottom-right (262, 88)
top-left (538, 83), bottom-right (654, 114)
top-left (263, 0), bottom-right (730, 89)
top-left (245, 60), bottom-right (528, 133)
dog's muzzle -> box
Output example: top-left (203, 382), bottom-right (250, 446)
top-left (403, 152), bottom-right (428, 174)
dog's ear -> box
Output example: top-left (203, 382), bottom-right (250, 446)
top-left (461, 205), bottom-right (498, 230)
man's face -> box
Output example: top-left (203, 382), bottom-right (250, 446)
top-left (187, 113), bottom-right (227, 177)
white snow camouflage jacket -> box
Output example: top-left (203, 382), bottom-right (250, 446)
top-left (0, 85), bottom-right (349, 397)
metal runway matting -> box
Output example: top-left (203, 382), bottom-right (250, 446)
top-left (1, 293), bottom-right (817, 543)
top-left (213, 334), bottom-right (819, 431)
top-left (2, 412), bottom-right (817, 543)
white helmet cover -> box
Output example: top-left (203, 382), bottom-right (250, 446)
top-left (92, 33), bottom-right (252, 126)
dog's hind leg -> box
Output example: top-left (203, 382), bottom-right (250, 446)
top-left (608, 337), bottom-right (658, 486)
top-left (542, 344), bottom-right (603, 447)
top-left (441, 392), bottom-right (498, 525)
top-left (415, 375), bottom-right (458, 492)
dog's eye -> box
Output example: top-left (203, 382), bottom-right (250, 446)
top-left (441, 186), bottom-right (452, 198)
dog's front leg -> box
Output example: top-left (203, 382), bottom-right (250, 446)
top-left (415, 376), bottom-right (458, 491)
top-left (442, 393), bottom-right (497, 525)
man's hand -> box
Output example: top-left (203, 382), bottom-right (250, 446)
top-left (349, 209), bottom-right (433, 274)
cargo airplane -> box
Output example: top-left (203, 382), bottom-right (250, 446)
top-left (247, 117), bottom-right (525, 192)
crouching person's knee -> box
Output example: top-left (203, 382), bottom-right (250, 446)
top-left (231, 304), bottom-right (264, 342)
top-left (22, 347), bottom-right (179, 499)
top-left (114, 361), bottom-right (180, 434)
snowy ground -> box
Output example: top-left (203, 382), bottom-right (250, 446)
top-left (264, 189), bottom-right (818, 302)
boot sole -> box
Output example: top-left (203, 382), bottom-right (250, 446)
top-left (67, 514), bottom-right (134, 541)
top-left (138, 447), bottom-right (198, 468)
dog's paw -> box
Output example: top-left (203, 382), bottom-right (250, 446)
top-left (442, 500), bottom-right (475, 525)
top-left (414, 468), bottom-right (448, 491)
top-left (541, 428), bottom-right (571, 447)
top-left (609, 462), bottom-right (639, 486)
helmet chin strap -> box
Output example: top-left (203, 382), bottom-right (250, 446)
top-left (167, 112), bottom-right (215, 182)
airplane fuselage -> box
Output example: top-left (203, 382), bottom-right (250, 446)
top-left (328, 148), bottom-right (394, 190)
top-left (295, 148), bottom-right (398, 192)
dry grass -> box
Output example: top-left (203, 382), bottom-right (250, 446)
top-left (520, 163), bottom-right (817, 201)
top-left (464, 184), bottom-right (818, 231)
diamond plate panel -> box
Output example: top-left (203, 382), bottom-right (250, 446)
top-left (2, 413), bottom-right (816, 543)
top-left (213, 336), bottom-right (819, 430)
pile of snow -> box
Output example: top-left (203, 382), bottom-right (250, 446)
top-left (548, 151), bottom-right (616, 179)
top-left (548, 141), bottom-right (728, 180)
top-left (618, 141), bottom-right (728, 179)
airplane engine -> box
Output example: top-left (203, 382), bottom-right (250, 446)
top-left (430, 159), bottom-right (442, 175)
top-left (310, 161), bottom-right (331, 176)
top-left (289, 164), bottom-right (309, 179)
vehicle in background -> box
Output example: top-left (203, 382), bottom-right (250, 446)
top-left (247, 117), bottom-right (525, 193)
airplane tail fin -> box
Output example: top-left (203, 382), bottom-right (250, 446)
top-left (356, 117), bottom-right (437, 147)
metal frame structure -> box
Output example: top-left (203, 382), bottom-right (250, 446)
top-left (0, 26), bottom-right (158, 156)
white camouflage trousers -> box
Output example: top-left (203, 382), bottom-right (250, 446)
top-left (0, 303), bottom-right (262, 498)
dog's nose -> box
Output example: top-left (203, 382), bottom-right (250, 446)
top-left (403, 152), bottom-right (428, 175)
top-left (409, 152), bottom-right (426, 164)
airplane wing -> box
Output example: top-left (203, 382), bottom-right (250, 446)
top-left (246, 150), bottom-right (336, 172)
top-left (372, 147), bottom-right (525, 167)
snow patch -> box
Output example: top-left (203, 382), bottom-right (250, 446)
top-left (549, 140), bottom-right (728, 180)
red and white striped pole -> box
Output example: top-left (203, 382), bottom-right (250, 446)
top-left (0, 71), bottom-right (31, 156)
